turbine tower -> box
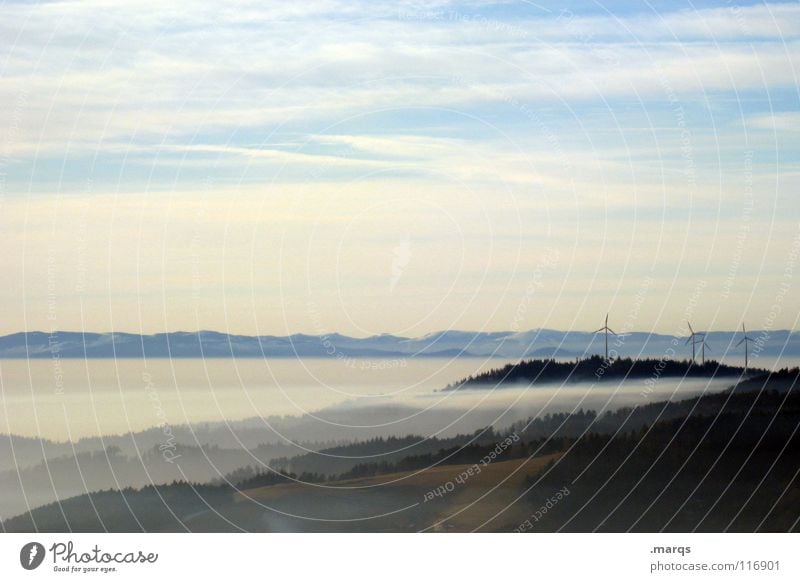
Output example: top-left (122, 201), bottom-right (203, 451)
top-left (737, 323), bottom-right (754, 370)
top-left (685, 322), bottom-right (702, 364)
top-left (593, 313), bottom-right (617, 361)
top-left (700, 336), bottom-right (711, 365)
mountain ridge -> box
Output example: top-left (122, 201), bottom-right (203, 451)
top-left (0, 328), bottom-right (797, 359)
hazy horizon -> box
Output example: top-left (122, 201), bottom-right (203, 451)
top-left (2, 325), bottom-right (799, 338)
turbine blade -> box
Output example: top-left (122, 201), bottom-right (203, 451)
top-left (688, 322), bottom-right (694, 334)
top-left (607, 328), bottom-right (617, 335)
top-left (736, 338), bottom-right (745, 347)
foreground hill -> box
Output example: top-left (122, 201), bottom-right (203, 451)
top-left (4, 369), bottom-right (798, 532)
top-left (0, 454), bottom-right (560, 533)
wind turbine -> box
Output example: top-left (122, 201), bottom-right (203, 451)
top-left (685, 322), bottom-right (703, 364)
top-left (699, 336), bottom-right (711, 365)
top-left (593, 313), bottom-right (617, 361)
top-left (737, 323), bottom-right (754, 370)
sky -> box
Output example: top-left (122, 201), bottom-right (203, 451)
top-left (0, 0), bottom-right (799, 337)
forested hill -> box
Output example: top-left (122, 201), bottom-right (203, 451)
top-left (4, 368), bottom-right (798, 533)
top-left (446, 355), bottom-right (756, 390)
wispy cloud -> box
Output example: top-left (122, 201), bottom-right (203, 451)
top-left (1, 1), bottom-right (798, 334)
top-left (746, 111), bottom-right (800, 131)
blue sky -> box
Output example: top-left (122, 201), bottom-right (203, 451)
top-left (1, 0), bottom-right (798, 336)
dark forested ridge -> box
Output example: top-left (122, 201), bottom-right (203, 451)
top-left (3, 369), bottom-right (798, 532)
top-left (520, 385), bottom-right (800, 532)
top-left (446, 355), bottom-right (758, 389)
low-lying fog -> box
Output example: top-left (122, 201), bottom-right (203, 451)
top-left (0, 357), bottom-right (749, 442)
top-left (0, 357), bottom-right (778, 520)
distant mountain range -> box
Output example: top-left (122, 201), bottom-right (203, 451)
top-left (1, 328), bottom-right (798, 359)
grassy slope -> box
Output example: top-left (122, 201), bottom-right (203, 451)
top-left (230, 454), bottom-right (560, 532)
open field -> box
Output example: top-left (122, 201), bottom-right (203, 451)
top-left (223, 454), bottom-right (561, 532)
